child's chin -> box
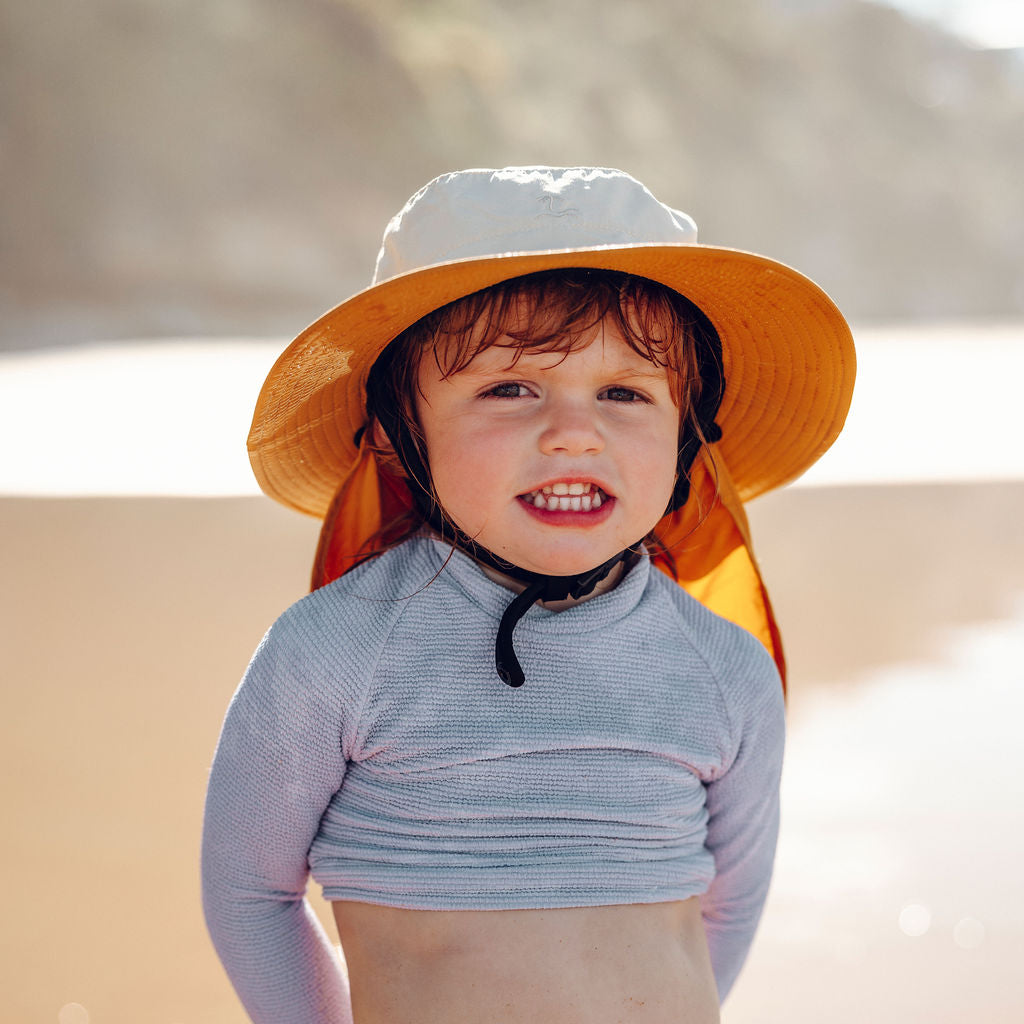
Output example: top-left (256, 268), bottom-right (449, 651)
top-left (520, 547), bottom-right (622, 579)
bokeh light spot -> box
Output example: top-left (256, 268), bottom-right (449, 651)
top-left (57, 1004), bottom-right (90, 1024)
top-left (953, 916), bottom-right (986, 949)
top-left (898, 903), bottom-right (932, 937)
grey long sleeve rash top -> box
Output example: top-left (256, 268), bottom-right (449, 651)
top-left (202, 535), bottom-right (785, 1022)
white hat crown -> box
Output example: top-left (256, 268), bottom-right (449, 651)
top-left (373, 166), bottom-right (699, 284)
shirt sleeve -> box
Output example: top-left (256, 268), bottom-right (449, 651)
top-left (699, 631), bottom-right (786, 1002)
top-left (201, 610), bottom-right (354, 1024)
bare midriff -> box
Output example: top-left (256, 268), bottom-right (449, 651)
top-left (332, 897), bottom-right (719, 1024)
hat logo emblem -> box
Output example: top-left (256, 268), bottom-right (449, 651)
top-left (537, 194), bottom-right (579, 218)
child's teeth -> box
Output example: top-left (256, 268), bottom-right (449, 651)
top-left (541, 483), bottom-right (592, 495)
top-left (525, 484), bottom-right (605, 510)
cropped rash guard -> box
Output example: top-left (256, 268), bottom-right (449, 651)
top-left (201, 534), bottom-right (785, 1022)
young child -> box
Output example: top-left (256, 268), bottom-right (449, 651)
top-left (202, 166), bottom-right (855, 1024)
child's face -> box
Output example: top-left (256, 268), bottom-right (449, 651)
top-left (415, 318), bottom-right (681, 577)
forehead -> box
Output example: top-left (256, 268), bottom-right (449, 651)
top-left (425, 321), bottom-right (671, 387)
top-left (455, 323), bottom-right (671, 375)
top-left (425, 307), bottom-right (674, 377)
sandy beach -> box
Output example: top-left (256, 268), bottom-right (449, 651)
top-left (3, 481), bottom-right (1023, 1023)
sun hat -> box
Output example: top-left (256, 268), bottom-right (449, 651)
top-left (247, 166), bottom-right (856, 682)
top-left (250, 166), bottom-right (854, 517)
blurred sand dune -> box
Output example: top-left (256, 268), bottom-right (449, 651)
top-left (3, 484), bottom-right (1022, 1022)
top-left (6, 0), bottom-right (1024, 348)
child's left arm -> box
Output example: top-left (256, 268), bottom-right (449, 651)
top-left (699, 632), bottom-right (786, 1002)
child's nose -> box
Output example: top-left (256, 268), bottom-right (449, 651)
top-left (537, 401), bottom-right (605, 456)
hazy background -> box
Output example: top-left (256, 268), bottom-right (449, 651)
top-left (2, 1), bottom-right (1023, 1022)
top-left (3, 0), bottom-right (1023, 350)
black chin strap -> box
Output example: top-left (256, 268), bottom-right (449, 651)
top-left (417, 496), bottom-right (638, 688)
top-left (492, 549), bottom-right (635, 687)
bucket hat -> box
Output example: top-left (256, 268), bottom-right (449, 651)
top-left (248, 167), bottom-right (856, 682)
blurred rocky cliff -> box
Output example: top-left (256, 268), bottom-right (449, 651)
top-left (2, 0), bottom-right (1022, 350)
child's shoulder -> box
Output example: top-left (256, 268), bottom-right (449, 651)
top-left (260, 536), bottom-right (438, 668)
top-left (642, 566), bottom-right (783, 710)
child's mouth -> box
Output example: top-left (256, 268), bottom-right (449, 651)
top-left (518, 481), bottom-right (609, 512)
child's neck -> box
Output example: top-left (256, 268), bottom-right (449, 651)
top-left (477, 560), bottom-right (628, 612)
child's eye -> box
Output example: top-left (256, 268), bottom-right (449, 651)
top-left (483, 382), bottom-right (531, 399)
top-left (601, 386), bottom-right (647, 403)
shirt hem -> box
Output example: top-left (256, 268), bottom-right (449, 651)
top-left (318, 882), bottom-right (709, 911)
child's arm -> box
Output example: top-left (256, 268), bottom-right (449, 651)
top-left (699, 633), bottom-right (786, 1002)
top-left (201, 612), bottom-right (353, 1024)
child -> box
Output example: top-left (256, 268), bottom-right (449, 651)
top-left (202, 166), bottom-right (855, 1023)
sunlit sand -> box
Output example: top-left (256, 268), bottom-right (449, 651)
top-left (725, 595), bottom-right (1024, 1022)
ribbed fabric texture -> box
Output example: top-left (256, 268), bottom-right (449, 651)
top-left (202, 535), bottom-right (785, 1021)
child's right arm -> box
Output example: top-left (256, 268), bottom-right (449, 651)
top-left (201, 613), bottom-right (353, 1024)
